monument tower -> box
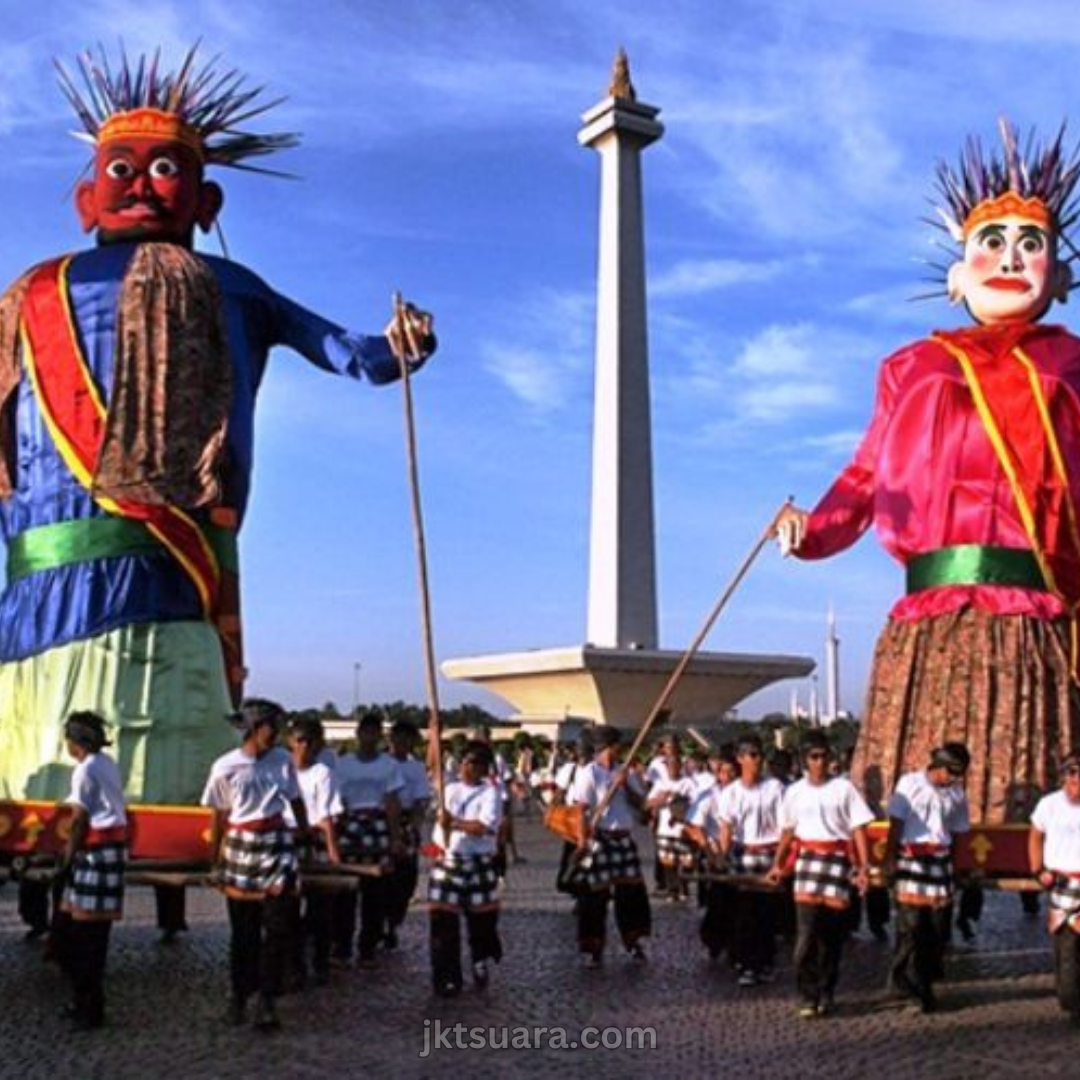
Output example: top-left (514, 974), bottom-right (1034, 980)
top-left (443, 53), bottom-right (813, 733)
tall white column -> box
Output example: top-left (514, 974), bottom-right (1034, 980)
top-left (825, 604), bottom-right (840, 723)
top-left (579, 52), bottom-right (663, 650)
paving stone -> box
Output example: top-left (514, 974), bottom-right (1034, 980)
top-left (0, 818), bottom-right (1076, 1079)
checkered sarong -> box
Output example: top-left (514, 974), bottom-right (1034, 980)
top-left (793, 844), bottom-right (853, 909)
top-left (340, 810), bottom-right (391, 871)
top-left (62, 840), bottom-right (126, 919)
top-left (1048, 874), bottom-right (1080, 933)
top-left (656, 833), bottom-right (696, 871)
top-left (223, 825), bottom-right (298, 898)
top-left (894, 846), bottom-right (953, 907)
top-left (428, 853), bottom-right (501, 912)
top-left (295, 828), bottom-right (332, 867)
top-left (731, 843), bottom-right (777, 877)
top-left (575, 832), bottom-right (644, 892)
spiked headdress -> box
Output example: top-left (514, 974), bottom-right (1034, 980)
top-left (56, 43), bottom-right (299, 175)
top-left (932, 118), bottom-right (1080, 246)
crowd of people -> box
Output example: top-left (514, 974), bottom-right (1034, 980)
top-left (17, 705), bottom-right (1080, 1034)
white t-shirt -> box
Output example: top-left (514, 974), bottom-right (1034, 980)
top-left (393, 755), bottom-right (432, 811)
top-left (716, 776), bottom-right (784, 846)
top-left (779, 777), bottom-right (875, 841)
top-left (692, 770), bottom-right (718, 798)
top-left (887, 770), bottom-right (970, 846)
top-left (644, 756), bottom-right (670, 787)
top-left (554, 760), bottom-right (579, 794)
top-left (1031, 789), bottom-right (1080, 872)
top-left (68, 752), bottom-right (127, 830)
top-left (201, 746), bottom-right (300, 826)
top-left (439, 780), bottom-right (503, 856)
top-left (570, 761), bottom-right (635, 832)
top-left (284, 761), bottom-right (343, 827)
top-left (650, 775), bottom-right (698, 839)
top-left (336, 752), bottom-right (405, 812)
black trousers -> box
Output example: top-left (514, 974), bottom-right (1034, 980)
top-left (293, 891), bottom-right (334, 977)
top-left (576, 882), bottom-right (651, 954)
top-left (794, 902), bottom-right (848, 1005)
top-left (429, 908), bottom-right (502, 990)
top-left (154, 885), bottom-right (188, 933)
top-left (892, 901), bottom-right (950, 992)
top-left (332, 876), bottom-right (387, 960)
top-left (700, 881), bottom-right (735, 959)
top-left (385, 852), bottom-right (420, 930)
top-left (54, 914), bottom-right (112, 1023)
top-left (732, 887), bottom-right (777, 972)
top-left (227, 894), bottom-right (297, 1000)
top-left (18, 878), bottom-right (51, 932)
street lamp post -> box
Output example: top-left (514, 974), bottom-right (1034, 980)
top-left (353, 662), bottom-right (362, 717)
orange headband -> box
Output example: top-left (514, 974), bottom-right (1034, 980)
top-left (962, 192), bottom-right (1054, 238)
top-left (97, 108), bottom-right (204, 160)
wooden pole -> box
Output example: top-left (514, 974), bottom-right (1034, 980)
top-left (392, 293), bottom-right (444, 811)
top-left (588, 501), bottom-right (790, 832)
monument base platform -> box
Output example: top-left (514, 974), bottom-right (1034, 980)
top-left (442, 643), bottom-right (814, 730)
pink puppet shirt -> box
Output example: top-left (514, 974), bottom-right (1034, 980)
top-left (798, 322), bottom-right (1080, 622)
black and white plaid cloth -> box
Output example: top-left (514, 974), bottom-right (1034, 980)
top-left (731, 843), bottom-right (777, 877)
top-left (656, 834), bottom-right (697, 871)
top-left (894, 848), bottom-right (953, 907)
top-left (793, 847), bottom-right (853, 908)
top-left (295, 827), bottom-right (332, 867)
top-left (1049, 874), bottom-right (1080, 932)
top-left (340, 810), bottom-right (392, 871)
top-left (428, 853), bottom-right (501, 911)
top-left (62, 841), bottom-right (126, 918)
top-left (223, 825), bottom-right (298, 897)
top-left (574, 832), bottom-right (645, 892)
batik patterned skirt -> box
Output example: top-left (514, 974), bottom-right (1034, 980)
top-left (852, 610), bottom-right (1079, 825)
top-left (1048, 872), bottom-right (1080, 934)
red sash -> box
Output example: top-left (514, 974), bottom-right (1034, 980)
top-left (19, 256), bottom-right (243, 698)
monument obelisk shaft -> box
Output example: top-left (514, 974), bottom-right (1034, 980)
top-left (579, 51), bottom-right (663, 650)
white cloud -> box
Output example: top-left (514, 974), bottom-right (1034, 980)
top-left (651, 257), bottom-right (786, 298)
top-left (479, 288), bottom-right (594, 413)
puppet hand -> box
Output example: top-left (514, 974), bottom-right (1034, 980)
top-left (386, 298), bottom-right (436, 363)
top-left (773, 505), bottom-right (808, 557)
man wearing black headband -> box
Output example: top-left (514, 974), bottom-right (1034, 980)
top-left (883, 745), bottom-right (971, 1012)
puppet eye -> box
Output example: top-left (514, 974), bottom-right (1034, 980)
top-left (105, 158), bottom-right (135, 180)
top-left (149, 156), bottom-right (181, 179)
top-left (1020, 233), bottom-right (1046, 254)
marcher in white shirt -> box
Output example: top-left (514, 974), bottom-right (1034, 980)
top-left (571, 725), bottom-right (651, 967)
top-left (646, 752), bottom-right (697, 901)
top-left (54, 711), bottom-right (127, 1032)
top-left (286, 716), bottom-right (342, 986)
top-left (333, 712), bottom-right (404, 967)
top-left (428, 741), bottom-right (504, 996)
top-left (883, 745), bottom-right (970, 1013)
top-left (768, 732), bottom-right (872, 1019)
top-left (1030, 751), bottom-right (1080, 1021)
top-left (384, 719), bottom-right (432, 948)
top-left (203, 698), bottom-right (307, 1031)
top-left (717, 735), bottom-right (784, 987)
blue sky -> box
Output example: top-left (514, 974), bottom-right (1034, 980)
top-left (1, 0), bottom-right (1077, 718)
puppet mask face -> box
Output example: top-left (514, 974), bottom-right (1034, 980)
top-left (948, 214), bottom-right (1070, 325)
top-left (75, 136), bottom-right (222, 244)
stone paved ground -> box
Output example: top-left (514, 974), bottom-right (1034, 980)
top-left (1, 818), bottom-right (1078, 1079)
